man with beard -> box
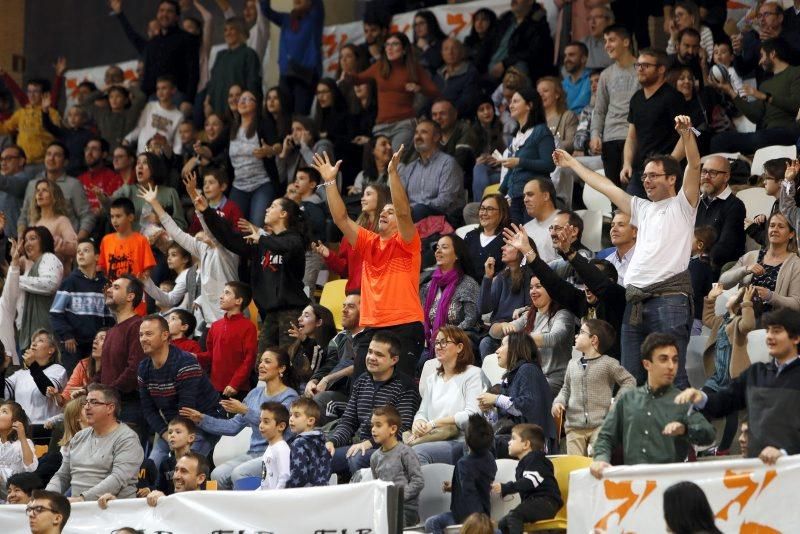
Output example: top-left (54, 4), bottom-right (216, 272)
top-left (666, 28), bottom-right (705, 85)
top-left (561, 42), bottom-right (591, 114)
top-left (77, 137), bottom-right (121, 213)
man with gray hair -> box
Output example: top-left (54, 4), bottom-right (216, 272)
top-left (434, 38), bottom-right (481, 118)
top-left (46, 383), bottom-right (143, 502)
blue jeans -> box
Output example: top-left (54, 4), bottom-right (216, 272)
top-left (412, 440), bottom-right (465, 466)
top-left (331, 445), bottom-right (374, 476)
top-left (425, 511), bottom-right (456, 534)
top-left (230, 181), bottom-right (276, 225)
top-left (149, 429), bottom-right (218, 473)
top-left (621, 294), bottom-right (691, 388)
top-left (211, 454), bottom-right (263, 490)
top-left (472, 163), bottom-right (500, 201)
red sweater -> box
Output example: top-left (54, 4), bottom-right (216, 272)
top-left (79, 166), bottom-right (123, 211)
top-left (99, 315), bottom-right (146, 394)
top-left (171, 337), bottom-right (202, 356)
top-left (323, 238), bottom-right (362, 293)
top-left (188, 196), bottom-right (243, 235)
top-left (353, 60), bottom-right (439, 124)
top-left (197, 313), bottom-right (257, 392)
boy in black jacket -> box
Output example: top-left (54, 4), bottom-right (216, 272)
top-left (424, 414), bottom-right (497, 534)
top-left (493, 424), bottom-right (562, 534)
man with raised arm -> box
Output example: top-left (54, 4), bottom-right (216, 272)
top-left (553, 115), bottom-right (701, 388)
top-left (312, 149), bottom-right (424, 380)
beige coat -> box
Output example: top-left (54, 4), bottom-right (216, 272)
top-left (702, 298), bottom-right (756, 380)
top-left (718, 250), bottom-right (800, 312)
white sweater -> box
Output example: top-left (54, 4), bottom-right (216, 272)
top-left (125, 101), bottom-right (183, 155)
top-left (0, 438), bottom-right (38, 501)
top-left (16, 253), bottom-right (64, 331)
top-left (414, 365), bottom-right (486, 432)
top-left (3, 365), bottom-right (68, 423)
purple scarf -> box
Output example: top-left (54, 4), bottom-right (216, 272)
top-left (424, 268), bottom-right (462, 346)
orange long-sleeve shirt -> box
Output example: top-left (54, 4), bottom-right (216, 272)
top-left (353, 60), bottom-right (440, 125)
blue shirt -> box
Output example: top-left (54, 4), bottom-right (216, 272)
top-left (562, 69), bottom-right (591, 114)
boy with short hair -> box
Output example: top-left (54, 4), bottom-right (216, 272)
top-left (98, 197), bottom-right (157, 315)
top-left (257, 401), bottom-right (291, 490)
top-left (196, 281), bottom-right (257, 397)
top-left (493, 424), bottom-right (562, 534)
top-left (167, 309), bottom-right (202, 355)
top-left (369, 405), bottom-right (424, 527)
top-left (425, 414), bottom-right (497, 534)
top-left (552, 319), bottom-right (636, 456)
top-left (187, 168), bottom-right (243, 235)
top-left (285, 398), bottom-right (331, 488)
top-left (140, 416), bottom-right (197, 496)
top-left (689, 226), bottom-right (717, 333)
top-left (124, 75), bottom-right (184, 155)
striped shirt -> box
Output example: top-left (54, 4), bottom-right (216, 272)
top-left (329, 370), bottom-right (420, 447)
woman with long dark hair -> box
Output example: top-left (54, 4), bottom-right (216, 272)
top-left (497, 87), bottom-right (556, 223)
top-left (464, 8), bottom-right (500, 76)
top-left (336, 43), bottom-right (364, 114)
top-left (312, 78), bottom-right (350, 158)
top-left (180, 347), bottom-right (299, 490)
top-left (413, 10), bottom-right (447, 76)
top-left (351, 32), bottom-right (440, 151)
top-left (288, 303), bottom-right (338, 383)
top-left (470, 97), bottom-right (507, 200)
top-left (477, 331), bottom-right (556, 455)
top-left (662, 481), bottom-right (723, 534)
top-left (112, 151), bottom-right (186, 230)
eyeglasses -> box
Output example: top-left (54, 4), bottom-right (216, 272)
top-left (316, 89), bottom-right (331, 95)
top-left (549, 224), bottom-right (566, 232)
top-left (700, 169), bottom-right (728, 178)
top-left (238, 96), bottom-right (257, 104)
top-left (26, 505), bottom-right (57, 516)
top-left (634, 62), bottom-right (659, 70)
top-left (0, 156), bottom-right (21, 162)
top-left (758, 11), bottom-right (780, 18)
top-left (85, 399), bottom-right (112, 407)
top-left (384, 41), bottom-right (402, 48)
top-left (641, 172), bottom-right (668, 181)
top-left (433, 339), bottom-right (456, 349)
top-left (578, 329), bottom-right (593, 336)
top-left (478, 206), bottom-right (499, 213)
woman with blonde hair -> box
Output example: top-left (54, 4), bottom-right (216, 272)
top-left (536, 76), bottom-right (578, 154)
top-left (28, 179), bottom-right (77, 268)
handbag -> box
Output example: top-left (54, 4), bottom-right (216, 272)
top-left (402, 423), bottom-right (460, 445)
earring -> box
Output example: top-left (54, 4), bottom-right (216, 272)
top-left (279, 372), bottom-right (283, 377)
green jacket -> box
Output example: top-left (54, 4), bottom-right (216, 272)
top-left (733, 65), bottom-right (800, 130)
top-left (593, 383), bottom-right (715, 465)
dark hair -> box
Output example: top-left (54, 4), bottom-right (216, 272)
top-left (640, 332), bottom-right (679, 362)
top-left (713, 36), bottom-right (733, 53)
top-left (762, 38), bottom-right (793, 64)
top-left (203, 166), bottom-right (231, 188)
top-left (465, 413), bottom-right (494, 454)
top-left (361, 134), bottom-right (391, 184)
top-left (78, 237), bottom-right (100, 254)
top-left (159, 0), bottom-right (180, 15)
top-left (582, 319), bottom-right (617, 354)
top-left (643, 154), bottom-right (682, 184)
top-left (557, 209), bottom-right (585, 244)
top-left (26, 78), bottom-right (50, 93)
top-left (0, 401), bottom-right (30, 442)
top-left (263, 86), bottom-right (292, 139)
top-left (168, 415), bottom-right (197, 434)
top-left (417, 117), bottom-right (442, 138)
top-left (2, 144), bottom-right (26, 161)
top-left (30, 490), bottom-right (71, 531)
top-left (225, 280), bottom-right (253, 309)
top-left (86, 383), bottom-right (122, 418)
top-left (465, 8), bottom-right (498, 45)
top-left (513, 423), bottom-right (546, 452)
top-left (261, 401), bottom-right (290, 430)
top-left (22, 226), bottom-right (55, 256)
top-left (370, 331), bottom-right (402, 358)
top-left (413, 10), bottom-right (446, 44)
top-left (663, 481), bottom-right (723, 534)
top-left (336, 43), bottom-right (364, 78)
top-left (565, 41), bottom-right (589, 57)
top-left (231, 90), bottom-right (264, 140)
top-left (676, 27), bottom-right (701, 44)
top-left (603, 23), bottom-right (632, 43)
top-left (167, 242), bottom-right (192, 271)
top-left (289, 305), bottom-right (338, 381)
top-left (588, 258), bottom-right (619, 285)
top-left (119, 274), bottom-right (144, 308)
top-left (142, 313), bottom-right (170, 333)
top-left (372, 404), bottom-right (402, 430)
top-left (762, 307), bottom-right (800, 338)
top-left (46, 140), bottom-right (69, 161)
top-left (357, 182), bottom-right (390, 232)
top-left (763, 157), bottom-right (791, 179)
top-left (296, 166), bottom-right (322, 186)
top-left (638, 47), bottom-right (669, 68)
top-left (290, 397), bottom-right (320, 423)
top-left (378, 32), bottom-right (419, 82)
top-left (313, 77), bottom-right (347, 116)
top-left (276, 197), bottom-right (312, 250)
top-left (693, 225), bottom-right (717, 254)
top-left (524, 276), bottom-right (563, 334)
top-left (86, 135), bottom-right (110, 154)
top-left (290, 114), bottom-right (319, 143)
top-left (434, 325), bottom-right (475, 375)
top-left (107, 84), bottom-right (131, 103)
top-left (262, 346), bottom-right (300, 392)
top-left (181, 451), bottom-right (211, 479)
top-left (515, 86), bottom-right (547, 133)
top-left (110, 196), bottom-right (136, 216)
top-left (156, 74), bottom-right (177, 87)
top-left (137, 151), bottom-right (169, 186)
top-left (169, 308), bottom-right (197, 337)
top-left (527, 177), bottom-right (558, 208)
top-left (441, 233), bottom-right (477, 280)
top-left (6, 472), bottom-right (44, 495)
top-left (479, 193), bottom-right (510, 235)
top-left (503, 331), bottom-right (541, 374)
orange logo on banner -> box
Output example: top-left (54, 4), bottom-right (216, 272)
top-left (446, 13), bottom-right (468, 36)
top-left (390, 23), bottom-right (411, 35)
top-left (594, 480), bottom-right (657, 530)
top-left (716, 469), bottom-right (777, 521)
top-left (739, 522), bottom-right (780, 534)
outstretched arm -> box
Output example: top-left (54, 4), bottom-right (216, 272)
top-left (388, 146), bottom-right (415, 243)
top-left (312, 153), bottom-right (360, 246)
top-left (676, 115), bottom-right (701, 207)
top-left (553, 149), bottom-right (632, 214)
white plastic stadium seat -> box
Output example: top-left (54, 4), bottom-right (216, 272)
top-left (491, 459), bottom-right (521, 521)
top-left (418, 464), bottom-right (455, 522)
top-left (700, 152), bottom-right (742, 164)
top-left (751, 145), bottom-right (796, 177)
top-left (686, 336), bottom-right (709, 389)
top-left (736, 187), bottom-right (776, 221)
top-left (715, 286), bottom-right (740, 316)
top-left (575, 209), bottom-right (603, 252)
top-left (212, 427), bottom-right (252, 467)
top-left (747, 329), bottom-right (769, 365)
top-left (481, 353), bottom-right (505, 386)
top-left (582, 183), bottom-right (613, 220)
top-left (455, 224), bottom-right (478, 239)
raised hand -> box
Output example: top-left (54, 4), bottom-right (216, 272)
top-left (182, 171), bottom-right (199, 200)
top-left (311, 240), bottom-right (330, 258)
top-left (674, 115), bottom-right (693, 133)
top-left (137, 183), bottom-right (159, 205)
top-left (54, 56), bottom-right (67, 77)
top-left (785, 159), bottom-right (800, 182)
top-left (707, 282), bottom-right (724, 300)
top-left (502, 223), bottom-right (533, 255)
top-left (41, 93), bottom-right (52, 112)
top-left (388, 145), bottom-right (405, 176)
top-left (743, 284), bottom-right (756, 303)
top-left (178, 406), bottom-right (203, 423)
top-left (484, 257), bottom-right (495, 278)
top-left (311, 151), bottom-right (342, 183)
top-left (552, 149), bottom-right (576, 169)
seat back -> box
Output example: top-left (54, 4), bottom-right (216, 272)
top-left (549, 456), bottom-right (594, 524)
top-left (751, 145), bottom-right (797, 176)
top-left (320, 279), bottom-right (348, 330)
top-left (491, 459), bottom-right (521, 520)
top-left (212, 427), bottom-right (252, 467)
top-left (455, 224), bottom-right (479, 239)
top-left (686, 335), bottom-right (709, 389)
top-left (481, 353), bottom-right (505, 387)
top-left (575, 209), bottom-right (603, 252)
top-left (418, 463), bottom-right (455, 522)
top-left (232, 476), bottom-right (261, 491)
top-left (581, 183), bottom-right (612, 220)
top-left (747, 329), bottom-right (769, 365)
top-left (483, 184), bottom-right (501, 198)
top-left (736, 186), bottom-right (777, 221)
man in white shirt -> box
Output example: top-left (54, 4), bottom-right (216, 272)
top-left (597, 210), bottom-right (637, 284)
top-left (124, 76), bottom-right (183, 155)
top-left (521, 177), bottom-right (560, 264)
top-left (553, 115), bottom-right (700, 388)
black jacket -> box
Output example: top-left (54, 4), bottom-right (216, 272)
top-left (696, 193), bottom-right (746, 269)
top-left (500, 450), bottom-right (562, 505)
top-left (499, 5), bottom-right (556, 82)
top-left (451, 451), bottom-right (497, 523)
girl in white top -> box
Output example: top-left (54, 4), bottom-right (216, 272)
top-left (141, 239), bottom-right (192, 311)
top-left (3, 330), bottom-right (68, 425)
top-left (0, 401), bottom-right (37, 502)
top-left (411, 326), bottom-right (486, 465)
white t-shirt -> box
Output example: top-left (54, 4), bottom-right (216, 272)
top-left (258, 440), bottom-right (290, 490)
top-left (624, 189), bottom-right (697, 287)
top-left (4, 366), bottom-right (68, 424)
top-left (126, 101), bottom-right (184, 156)
top-left (523, 210), bottom-right (559, 264)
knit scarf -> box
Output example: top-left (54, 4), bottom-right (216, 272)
top-left (423, 268), bottom-right (461, 345)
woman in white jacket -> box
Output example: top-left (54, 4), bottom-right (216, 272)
top-left (16, 226), bottom-right (63, 351)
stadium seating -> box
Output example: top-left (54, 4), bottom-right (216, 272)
top-left (213, 428), bottom-right (252, 467)
top-left (750, 145), bottom-right (797, 177)
top-left (418, 463), bottom-right (455, 522)
top-left (483, 184), bottom-right (501, 198)
top-left (582, 182), bottom-right (613, 220)
top-left (320, 279), bottom-right (348, 330)
top-left (526, 455), bottom-right (593, 531)
top-left (455, 224), bottom-right (478, 239)
top-left (575, 209), bottom-right (603, 252)
top-left (736, 186), bottom-right (776, 221)
top-left (481, 353), bottom-right (505, 386)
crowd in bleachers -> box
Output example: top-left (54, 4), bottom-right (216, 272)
top-left (2, 0), bottom-right (800, 532)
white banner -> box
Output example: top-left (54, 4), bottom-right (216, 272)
top-left (567, 456), bottom-right (800, 533)
top-left (0, 480), bottom-right (392, 534)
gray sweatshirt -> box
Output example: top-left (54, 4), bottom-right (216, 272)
top-left (590, 62), bottom-right (640, 143)
top-left (46, 423), bottom-right (143, 501)
top-left (370, 442), bottom-right (424, 515)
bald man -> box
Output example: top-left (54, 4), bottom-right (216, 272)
top-left (694, 156), bottom-right (746, 270)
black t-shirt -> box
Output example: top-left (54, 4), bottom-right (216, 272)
top-left (627, 83), bottom-right (686, 169)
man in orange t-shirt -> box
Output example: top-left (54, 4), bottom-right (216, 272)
top-left (313, 147), bottom-right (424, 379)
top-left (98, 197), bottom-right (157, 315)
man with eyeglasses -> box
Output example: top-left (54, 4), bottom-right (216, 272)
top-left (732, 2), bottom-right (800, 82)
top-left (582, 7), bottom-right (613, 70)
top-left (46, 383), bottom-right (144, 502)
top-left (554, 114), bottom-right (701, 388)
top-left (26, 490), bottom-right (70, 534)
top-left (0, 145), bottom-right (29, 238)
top-left (694, 156), bottom-right (746, 271)
top-left (709, 37), bottom-right (800, 154)
top-left (622, 49), bottom-right (686, 199)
